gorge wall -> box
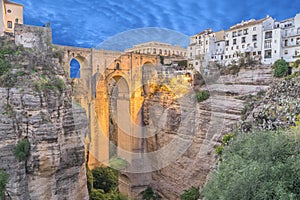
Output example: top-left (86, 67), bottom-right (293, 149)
top-left (0, 33), bottom-right (89, 199)
top-left (143, 65), bottom-right (274, 199)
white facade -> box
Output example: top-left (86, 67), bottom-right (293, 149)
top-left (188, 29), bottom-right (225, 71)
top-left (189, 13), bottom-right (300, 69)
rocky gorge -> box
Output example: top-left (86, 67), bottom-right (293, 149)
top-left (0, 36), bottom-right (89, 200)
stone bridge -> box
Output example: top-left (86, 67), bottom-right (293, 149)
top-left (59, 45), bottom-right (160, 198)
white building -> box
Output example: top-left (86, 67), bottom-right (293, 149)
top-left (188, 29), bottom-right (225, 71)
top-left (188, 13), bottom-right (300, 69)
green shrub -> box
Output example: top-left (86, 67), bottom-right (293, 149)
top-left (196, 90), bottom-right (210, 102)
top-left (140, 186), bottom-right (162, 200)
top-left (222, 133), bottom-right (234, 145)
top-left (215, 145), bottom-right (224, 156)
top-left (13, 139), bottom-right (30, 161)
top-left (0, 170), bottom-right (8, 199)
top-left (180, 187), bottom-right (200, 200)
top-left (274, 59), bottom-right (289, 77)
top-left (91, 167), bottom-right (118, 193)
top-left (202, 129), bottom-right (300, 200)
top-left (56, 77), bottom-right (65, 92)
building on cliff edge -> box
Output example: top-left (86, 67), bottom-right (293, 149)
top-left (0, 0), bottom-right (23, 36)
top-left (188, 13), bottom-right (300, 71)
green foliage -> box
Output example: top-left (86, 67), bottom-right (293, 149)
top-left (56, 77), bottom-right (65, 92)
top-left (274, 59), bottom-right (289, 77)
top-left (0, 170), bottom-right (8, 199)
top-left (13, 139), bottom-right (30, 161)
top-left (0, 47), bottom-right (13, 76)
top-left (91, 167), bottom-right (118, 193)
top-left (222, 133), bottom-right (234, 145)
top-left (292, 59), bottom-right (300, 68)
top-left (177, 60), bottom-right (187, 67)
top-left (140, 186), bottom-right (162, 200)
top-left (86, 165), bottom-right (94, 192)
top-left (90, 189), bottom-right (129, 200)
top-left (180, 187), bottom-right (200, 200)
top-left (285, 72), bottom-right (300, 81)
top-left (196, 90), bottom-right (210, 102)
top-left (215, 145), bottom-right (224, 156)
top-left (202, 129), bottom-right (300, 200)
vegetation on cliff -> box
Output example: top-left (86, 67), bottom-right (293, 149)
top-left (0, 171), bottom-right (8, 199)
top-left (202, 126), bottom-right (300, 200)
top-left (13, 139), bottom-right (30, 161)
top-left (88, 166), bottom-right (129, 200)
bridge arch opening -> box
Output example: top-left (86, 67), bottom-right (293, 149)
top-left (69, 56), bottom-right (88, 78)
top-left (107, 76), bottom-right (131, 160)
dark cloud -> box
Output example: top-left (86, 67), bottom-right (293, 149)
top-left (17, 0), bottom-right (300, 49)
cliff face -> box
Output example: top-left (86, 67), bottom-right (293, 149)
top-left (0, 36), bottom-right (89, 199)
top-left (143, 65), bottom-right (274, 199)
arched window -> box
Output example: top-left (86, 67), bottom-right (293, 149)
top-left (70, 58), bottom-right (80, 78)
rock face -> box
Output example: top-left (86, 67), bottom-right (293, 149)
top-left (0, 36), bottom-right (89, 200)
top-left (143, 65), bottom-right (274, 199)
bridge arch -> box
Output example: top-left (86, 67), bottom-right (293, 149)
top-left (69, 55), bottom-right (88, 79)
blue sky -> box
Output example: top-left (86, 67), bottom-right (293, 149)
top-left (16, 0), bottom-right (300, 50)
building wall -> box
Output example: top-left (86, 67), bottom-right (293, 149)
top-left (125, 41), bottom-right (187, 58)
top-left (0, 0), bottom-right (5, 36)
top-left (4, 1), bottom-right (23, 32)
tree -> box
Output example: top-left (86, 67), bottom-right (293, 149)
top-left (140, 186), bottom-right (162, 200)
top-left (13, 139), bottom-right (30, 161)
top-left (91, 167), bottom-right (118, 193)
top-left (274, 58), bottom-right (289, 77)
top-left (201, 129), bottom-right (300, 200)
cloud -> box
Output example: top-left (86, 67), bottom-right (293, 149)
top-left (16, 0), bottom-right (300, 49)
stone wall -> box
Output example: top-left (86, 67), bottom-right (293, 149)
top-left (14, 24), bottom-right (52, 53)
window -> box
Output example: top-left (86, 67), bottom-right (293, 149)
top-left (206, 40), bottom-right (208, 45)
top-left (229, 55), bottom-right (231, 58)
top-left (297, 38), bottom-right (300, 45)
top-left (195, 62), bottom-right (198, 65)
top-left (238, 30), bottom-right (242, 36)
top-left (217, 43), bottom-right (220, 46)
top-left (265, 31), bottom-right (272, 39)
top-left (285, 40), bottom-right (288, 47)
top-left (231, 47), bottom-right (234, 50)
top-left (253, 52), bottom-right (256, 56)
top-left (7, 9), bottom-right (11, 13)
top-left (242, 44), bottom-right (245, 48)
top-left (264, 50), bottom-right (272, 58)
top-left (284, 50), bottom-right (288, 55)
top-left (7, 21), bottom-right (12, 29)
top-left (243, 29), bottom-right (248, 35)
top-left (232, 31), bottom-right (237, 37)
top-left (221, 55), bottom-right (223, 60)
top-left (253, 27), bottom-right (256, 31)
top-left (236, 46), bottom-right (239, 49)
top-left (242, 37), bottom-right (246, 43)
top-left (233, 39), bottom-right (237, 45)
top-left (252, 34), bottom-right (257, 41)
top-left (225, 40), bottom-right (229, 46)
top-left (226, 47), bottom-right (228, 51)
top-left (264, 40), bottom-right (271, 49)
top-left (225, 55), bottom-right (228, 59)
top-left (254, 43), bottom-right (257, 48)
